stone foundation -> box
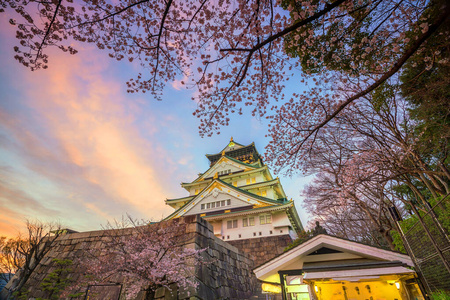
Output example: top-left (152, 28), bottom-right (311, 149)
top-left (228, 234), bottom-right (293, 267)
top-left (3, 216), bottom-right (260, 300)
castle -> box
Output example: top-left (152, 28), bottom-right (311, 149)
top-left (164, 138), bottom-right (303, 265)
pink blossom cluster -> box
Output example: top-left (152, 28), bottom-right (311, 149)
top-left (66, 219), bottom-right (206, 299)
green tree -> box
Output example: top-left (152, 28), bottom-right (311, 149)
top-left (37, 259), bottom-right (76, 300)
top-left (400, 11), bottom-right (450, 167)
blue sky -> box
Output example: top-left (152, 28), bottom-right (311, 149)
top-left (0, 15), bottom-right (312, 237)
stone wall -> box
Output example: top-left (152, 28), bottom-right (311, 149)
top-left (228, 234), bottom-right (293, 267)
top-left (2, 216), bottom-right (260, 300)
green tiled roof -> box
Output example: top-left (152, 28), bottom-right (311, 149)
top-left (165, 195), bottom-right (195, 203)
top-left (165, 177), bottom-right (287, 220)
top-left (203, 202), bottom-right (294, 219)
top-left (216, 178), bottom-right (285, 205)
top-left (190, 158), bottom-right (267, 184)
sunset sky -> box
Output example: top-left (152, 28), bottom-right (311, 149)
top-left (0, 15), bottom-right (311, 238)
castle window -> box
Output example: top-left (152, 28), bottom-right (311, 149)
top-left (243, 217), bottom-right (255, 227)
top-left (246, 178), bottom-right (250, 184)
top-left (261, 190), bottom-right (267, 197)
top-left (239, 234), bottom-right (241, 238)
top-left (227, 220), bottom-right (238, 229)
top-left (203, 199), bottom-right (231, 210)
top-left (260, 214), bottom-right (272, 225)
top-left (232, 181), bottom-right (237, 187)
top-left (227, 235), bottom-right (230, 239)
top-left (259, 232), bottom-right (262, 236)
top-left (253, 232), bottom-right (256, 236)
top-left (270, 230), bottom-right (273, 234)
top-left (252, 177), bottom-right (256, 184)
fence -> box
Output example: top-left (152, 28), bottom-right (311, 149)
top-left (399, 195), bottom-right (450, 293)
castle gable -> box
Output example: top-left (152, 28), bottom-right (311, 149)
top-left (186, 190), bottom-right (253, 216)
top-left (167, 180), bottom-right (280, 219)
top-left (197, 156), bottom-right (254, 181)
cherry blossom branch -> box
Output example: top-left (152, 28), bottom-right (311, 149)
top-left (292, 4), bottom-right (449, 151)
top-left (66, 0), bottom-right (151, 29)
top-left (35, 0), bottom-right (62, 64)
top-left (152, 0), bottom-right (173, 91)
top-left (220, 0), bottom-right (347, 53)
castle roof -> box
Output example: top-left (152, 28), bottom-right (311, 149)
top-left (164, 178), bottom-right (287, 220)
top-left (187, 155), bottom-right (264, 185)
top-left (205, 138), bottom-right (262, 166)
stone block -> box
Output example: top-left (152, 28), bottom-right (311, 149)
top-left (154, 286), bottom-right (165, 298)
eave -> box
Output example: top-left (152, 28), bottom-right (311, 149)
top-left (190, 155), bottom-right (259, 184)
top-left (181, 165), bottom-right (272, 189)
top-left (217, 178), bottom-right (284, 205)
top-left (165, 195), bottom-right (195, 205)
top-left (205, 141), bottom-right (253, 158)
top-left (165, 178), bottom-right (286, 221)
top-left (240, 177), bottom-right (287, 200)
top-left (286, 204), bottom-right (304, 234)
top-left (203, 201), bottom-right (295, 221)
top-left (253, 234), bottom-right (415, 276)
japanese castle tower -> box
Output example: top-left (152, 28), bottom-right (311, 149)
top-left (165, 139), bottom-right (303, 260)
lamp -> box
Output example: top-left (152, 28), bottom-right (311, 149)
top-left (395, 282), bottom-right (400, 290)
top-left (314, 285), bottom-right (319, 293)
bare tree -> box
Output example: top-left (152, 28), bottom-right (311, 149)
top-left (301, 85), bottom-right (449, 249)
top-left (0, 221), bottom-right (61, 300)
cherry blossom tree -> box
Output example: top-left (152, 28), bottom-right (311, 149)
top-left (1, 0), bottom-right (448, 152)
top-left (300, 82), bottom-right (449, 248)
top-left (66, 217), bottom-right (206, 300)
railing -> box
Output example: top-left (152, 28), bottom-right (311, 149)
top-left (399, 194), bottom-right (450, 293)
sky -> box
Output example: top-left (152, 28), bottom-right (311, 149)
top-left (0, 14), bottom-right (312, 238)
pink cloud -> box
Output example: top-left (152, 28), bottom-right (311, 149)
top-left (0, 41), bottom-right (177, 236)
top-left (23, 48), bottom-right (174, 217)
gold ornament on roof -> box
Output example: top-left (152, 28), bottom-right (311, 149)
top-left (228, 137), bottom-right (235, 147)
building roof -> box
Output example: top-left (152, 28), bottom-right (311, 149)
top-left (164, 178), bottom-right (288, 221)
top-left (203, 201), bottom-right (297, 221)
top-left (188, 155), bottom-right (262, 184)
top-left (205, 138), bottom-right (262, 166)
top-left (253, 234), bottom-right (415, 283)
